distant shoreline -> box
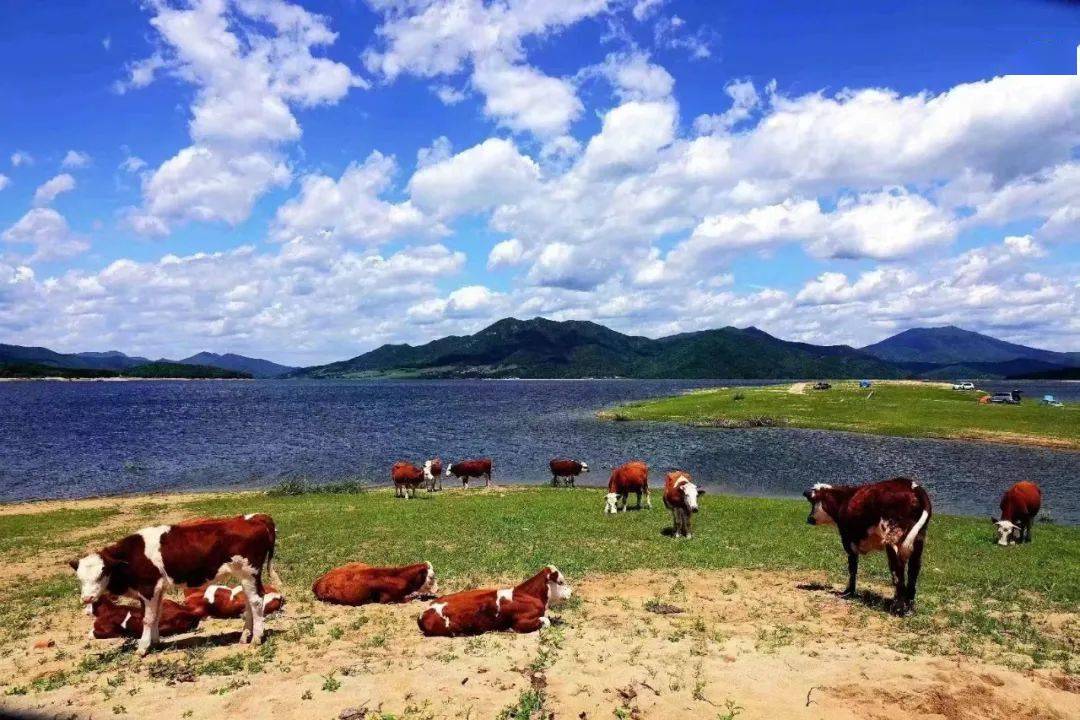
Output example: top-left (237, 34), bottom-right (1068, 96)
top-left (0, 376), bottom-right (254, 382)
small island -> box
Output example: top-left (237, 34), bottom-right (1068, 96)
top-left (603, 380), bottom-right (1080, 450)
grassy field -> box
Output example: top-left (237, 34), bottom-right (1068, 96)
top-left (604, 380), bottom-right (1080, 449)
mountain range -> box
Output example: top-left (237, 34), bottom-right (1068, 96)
top-left (3, 320), bottom-right (1077, 380)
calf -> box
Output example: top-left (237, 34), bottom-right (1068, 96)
top-left (424, 458), bottom-right (443, 492)
top-left (69, 513), bottom-right (276, 654)
top-left (91, 596), bottom-right (201, 640)
top-left (804, 478), bottom-right (931, 616)
top-left (312, 562), bottom-right (437, 605)
top-left (392, 461), bottom-right (425, 499)
top-left (605, 461), bottom-right (651, 513)
top-left (663, 471), bottom-right (702, 538)
top-left (549, 458), bottom-right (588, 487)
top-left (184, 583), bottom-right (285, 619)
top-left (418, 566), bottom-right (571, 637)
top-left (445, 458), bottom-right (493, 488)
top-left (991, 481), bottom-right (1042, 545)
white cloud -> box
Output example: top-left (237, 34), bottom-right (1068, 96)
top-left (632, 0), bottom-right (665, 22)
top-left (965, 162), bottom-right (1080, 240)
top-left (593, 51), bottom-right (674, 102)
top-left (407, 284), bottom-right (504, 324)
top-left (487, 238), bottom-right (524, 269)
top-left (579, 100), bottom-right (677, 176)
top-left (471, 57), bottom-right (583, 138)
top-left (32, 174), bottom-right (77, 206)
top-left (119, 156), bottom-right (148, 174)
top-left (2, 208), bottom-right (89, 262)
top-left (409, 138), bottom-right (540, 216)
top-left (693, 79), bottom-right (760, 133)
top-left (0, 174), bottom-right (9, 192)
top-left (654, 15), bottom-right (714, 59)
top-left (10, 151), bottom-right (33, 167)
top-left (61, 150), bottom-right (91, 169)
top-left (272, 152), bottom-right (436, 245)
top-left (432, 84), bottom-right (467, 104)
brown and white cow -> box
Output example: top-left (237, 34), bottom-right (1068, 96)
top-left (991, 481), bottom-right (1042, 545)
top-left (605, 461), bottom-right (651, 513)
top-left (549, 458), bottom-right (588, 487)
top-left (445, 458), bottom-right (493, 488)
top-left (417, 566), bottom-right (571, 637)
top-left (311, 561), bottom-right (437, 605)
top-left (424, 458), bottom-right (443, 492)
top-left (663, 471), bottom-right (703, 538)
top-left (69, 513), bottom-right (276, 654)
top-left (804, 478), bottom-right (931, 616)
top-left (184, 583), bottom-right (285, 619)
top-left (91, 596), bottom-right (201, 640)
top-left (392, 461), bottom-right (426, 499)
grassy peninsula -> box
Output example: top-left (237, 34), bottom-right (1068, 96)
top-left (604, 380), bottom-right (1080, 450)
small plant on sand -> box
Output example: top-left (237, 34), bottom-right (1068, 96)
top-left (321, 672), bottom-right (342, 692)
top-left (300, 689), bottom-right (313, 700)
top-left (328, 625), bottom-right (344, 640)
top-left (497, 689), bottom-right (545, 720)
top-left (111, 705), bottom-right (127, 715)
top-left (717, 699), bottom-right (744, 720)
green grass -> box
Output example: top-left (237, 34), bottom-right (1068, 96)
top-left (606, 381), bottom-right (1080, 448)
top-left (0, 507), bottom-right (119, 559)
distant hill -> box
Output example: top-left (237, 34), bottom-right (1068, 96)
top-left (0, 344), bottom-right (149, 371)
top-left (862, 326), bottom-right (1080, 366)
top-left (0, 360), bottom-right (250, 379)
top-left (292, 317), bottom-right (902, 380)
top-left (1008, 366), bottom-right (1080, 380)
top-left (177, 352), bottom-right (295, 379)
top-left (126, 362), bottom-right (251, 379)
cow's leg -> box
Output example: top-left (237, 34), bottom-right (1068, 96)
top-left (1023, 520), bottom-right (1033, 543)
top-left (568, 475), bottom-right (575, 488)
top-left (841, 552), bottom-right (858, 598)
top-left (904, 536), bottom-right (925, 613)
top-left (485, 471), bottom-right (491, 487)
top-left (137, 583), bottom-right (164, 656)
top-left (512, 612), bottom-right (547, 634)
top-left (885, 545), bottom-right (906, 614)
top-left (644, 487), bottom-right (652, 510)
top-left (685, 509), bottom-right (693, 539)
top-left (635, 490), bottom-right (642, 510)
top-left (239, 573), bottom-right (266, 645)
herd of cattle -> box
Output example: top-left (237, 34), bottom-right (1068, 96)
top-left (68, 460), bottom-right (1043, 655)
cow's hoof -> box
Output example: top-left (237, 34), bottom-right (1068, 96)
top-left (136, 644), bottom-right (150, 657)
top-left (890, 601), bottom-right (913, 617)
top-left (686, 534), bottom-right (693, 539)
top-left (239, 630), bottom-right (251, 644)
top-left (839, 589), bottom-right (856, 599)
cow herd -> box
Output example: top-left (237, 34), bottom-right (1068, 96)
top-left (68, 469), bottom-right (1043, 655)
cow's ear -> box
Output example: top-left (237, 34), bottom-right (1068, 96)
top-left (697, 488), bottom-right (706, 495)
top-left (100, 549), bottom-right (126, 569)
top-left (68, 558), bottom-right (79, 571)
top-left (802, 490), bottom-right (814, 500)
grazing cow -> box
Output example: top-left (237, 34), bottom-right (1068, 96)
top-left (424, 458), bottom-right (443, 492)
top-left (445, 458), bottom-right (493, 488)
top-left (605, 461), bottom-right (651, 513)
top-left (418, 566), bottom-right (571, 637)
top-left (392, 461), bottom-right (426, 499)
top-left (549, 458), bottom-right (588, 487)
top-left (663, 471), bottom-right (703, 538)
top-left (184, 583), bottom-right (285, 619)
top-left (804, 478), bottom-right (931, 616)
top-left (91, 596), bottom-right (201, 640)
top-left (312, 561), bottom-right (437, 605)
top-left (69, 513), bottom-right (276, 654)
top-left (991, 481), bottom-right (1042, 545)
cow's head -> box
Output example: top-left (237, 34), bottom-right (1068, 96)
top-left (444, 464), bottom-right (454, 477)
top-left (990, 517), bottom-right (1022, 546)
top-left (419, 561), bottom-right (439, 595)
top-left (69, 552), bottom-right (118, 606)
top-left (580, 462), bottom-right (589, 473)
top-left (604, 492), bottom-right (620, 514)
top-left (683, 481), bottom-right (701, 513)
top-left (803, 483), bottom-right (837, 526)
top-left (422, 460), bottom-right (435, 482)
top-left (545, 566), bottom-right (572, 602)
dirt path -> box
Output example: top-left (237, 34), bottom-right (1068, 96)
top-left (788, 382), bottom-right (807, 395)
top-left (2, 569), bottom-right (1075, 720)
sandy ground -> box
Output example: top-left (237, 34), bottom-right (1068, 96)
top-left (1, 568), bottom-right (1076, 720)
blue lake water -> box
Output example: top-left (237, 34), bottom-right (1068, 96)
top-left (0, 379), bottom-right (1077, 523)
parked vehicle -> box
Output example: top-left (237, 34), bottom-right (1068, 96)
top-left (812, 382), bottom-right (831, 390)
top-left (989, 390), bottom-right (1022, 404)
top-left (952, 381), bottom-right (975, 391)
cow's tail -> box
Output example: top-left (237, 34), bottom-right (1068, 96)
top-left (901, 485), bottom-right (932, 554)
top-left (265, 542), bottom-right (283, 588)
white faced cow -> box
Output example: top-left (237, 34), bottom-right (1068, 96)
top-left (70, 514), bottom-right (276, 655)
top-left (662, 471), bottom-right (702, 538)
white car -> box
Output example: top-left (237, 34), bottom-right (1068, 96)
top-left (952, 381), bottom-right (975, 391)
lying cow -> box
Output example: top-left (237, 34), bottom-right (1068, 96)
top-left (663, 471), bottom-right (702, 538)
top-left (804, 478), bottom-right (931, 616)
top-left (312, 562), bottom-right (437, 605)
top-left (184, 583), bottom-right (285, 619)
top-left (91, 596), bottom-right (201, 640)
top-left (992, 480), bottom-right (1042, 545)
top-left (605, 461), bottom-right (651, 513)
top-left (446, 458), bottom-right (492, 488)
top-left (549, 458), bottom-right (588, 487)
top-left (392, 461), bottom-right (426, 499)
top-left (70, 513), bottom-right (277, 654)
top-left (424, 458), bottom-right (443, 492)
top-left (418, 566), bottom-right (571, 637)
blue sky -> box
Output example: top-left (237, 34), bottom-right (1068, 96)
top-left (1, 0), bottom-right (1078, 364)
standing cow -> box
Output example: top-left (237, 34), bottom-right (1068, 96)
top-left (549, 458), bottom-right (588, 487)
top-left (424, 458), bottom-right (443, 492)
top-left (663, 471), bottom-right (702, 538)
top-left (803, 478), bottom-right (931, 616)
top-left (312, 562), bottom-right (437, 605)
top-left (69, 513), bottom-right (277, 654)
top-left (418, 566), bottom-right (571, 637)
top-left (392, 461), bottom-right (426, 499)
top-left (991, 481), bottom-right (1042, 545)
top-left (605, 461), bottom-right (651, 513)
top-left (446, 458), bottom-right (493, 488)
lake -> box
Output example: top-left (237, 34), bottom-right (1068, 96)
top-left (1, 379), bottom-right (1077, 523)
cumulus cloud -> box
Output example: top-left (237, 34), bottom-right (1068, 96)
top-left (10, 151), bottom-right (34, 167)
top-left (32, 174), bottom-right (77, 206)
top-left (60, 150), bottom-right (91, 169)
top-left (591, 51), bottom-right (674, 102)
top-left (487, 238), bottom-right (525, 269)
top-left (409, 138), bottom-right (540, 216)
top-left (2, 208), bottom-right (89, 262)
top-left (407, 284), bottom-right (504, 324)
top-left (0, 174), bottom-right (9, 191)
